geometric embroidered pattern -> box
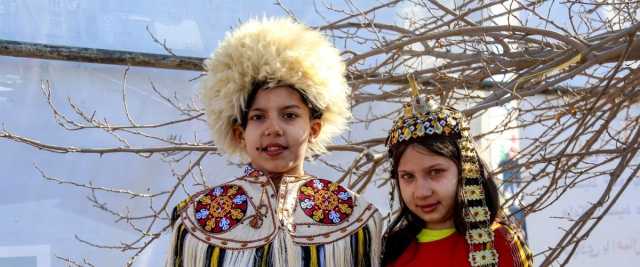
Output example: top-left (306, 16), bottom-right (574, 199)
top-left (194, 184), bottom-right (248, 234)
top-left (298, 179), bottom-right (354, 225)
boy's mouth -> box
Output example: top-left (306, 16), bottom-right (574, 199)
top-left (257, 143), bottom-right (288, 157)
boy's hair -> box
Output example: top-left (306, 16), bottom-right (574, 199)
top-left (200, 18), bottom-right (351, 159)
top-left (382, 135), bottom-right (501, 265)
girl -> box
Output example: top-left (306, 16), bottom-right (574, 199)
top-left (382, 76), bottom-right (532, 267)
top-left (166, 18), bottom-right (381, 267)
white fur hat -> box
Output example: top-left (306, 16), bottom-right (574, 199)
top-left (200, 17), bottom-right (351, 158)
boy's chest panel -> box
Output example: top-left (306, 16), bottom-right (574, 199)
top-left (178, 176), bottom-right (278, 249)
top-left (177, 176), bottom-right (376, 248)
top-left (277, 177), bottom-right (377, 245)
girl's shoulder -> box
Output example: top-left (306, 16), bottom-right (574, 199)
top-left (491, 222), bottom-right (534, 267)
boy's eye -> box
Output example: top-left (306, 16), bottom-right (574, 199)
top-left (249, 114), bottom-right (264, 121)
top-left (399, 173), bottom-right (414, 181)
top-left (282, 112), bottom-right (299, 120)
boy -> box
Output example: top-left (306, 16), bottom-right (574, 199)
top-left (166, 18), bottom-right (381, 267)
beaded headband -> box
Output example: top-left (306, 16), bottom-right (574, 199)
top-left (386, 75), bottom-right (499, 267)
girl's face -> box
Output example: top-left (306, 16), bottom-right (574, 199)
top-left (233, 86), bottom-right (321, 176)
top-left (397, 144), bottom-right (459, 229)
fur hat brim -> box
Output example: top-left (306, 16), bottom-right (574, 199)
top-left (200, 17), bottom-right (351, 158)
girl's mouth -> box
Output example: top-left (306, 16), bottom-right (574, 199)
top-left (418, 202), bottom-right (439, 213)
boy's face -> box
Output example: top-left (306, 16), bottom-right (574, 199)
top-left (233, 86), bottom-right (321, 176)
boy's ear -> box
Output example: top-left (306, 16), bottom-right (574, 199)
top-left (232, 125), bottom-right (246, 147)
top-left (309, 119), bottom-right (322, 141)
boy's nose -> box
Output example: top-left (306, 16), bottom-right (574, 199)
top-left (264, 120), bottom-right (284, 136)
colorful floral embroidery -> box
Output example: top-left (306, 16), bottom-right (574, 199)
top-left (243, 164), bottom-right (265, 177)
top-left (386, 106), bottom-right (462, 147)
top-left (465, 206), bottom-right (491, 222)
top-left (463, 185), bottom-right (484, 200)
top-left (298, 179), bottom-right (354, 225)
top-left (194, 184), bottom-right (248, 234)
top-left (468, 249), bottom-right (498, 266)
top-left (300, 198), bottom-right (314, 209)
top-left (462, 162), bottom-right (481, 178)
top-left (466, 228), bottom-right (494, 244)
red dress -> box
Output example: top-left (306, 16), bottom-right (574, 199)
top-left (388, 225), bottom-right (532, 267)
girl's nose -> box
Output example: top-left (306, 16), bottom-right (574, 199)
top-left (415, 177), bottom-right (433, 198)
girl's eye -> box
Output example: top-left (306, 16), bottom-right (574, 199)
top-left (282, 112), bottom-right (299, 120)
top-left (428, 169), bottom-right (445, 177)
top-left (249, 114), bottom-right (264, 121)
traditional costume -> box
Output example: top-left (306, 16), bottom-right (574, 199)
top-left (383, 76), bottom-right (533, 267)
top-left (387, 224), bottom-right (531, 267)
top-left (165, 18), bottom-right (382, 267)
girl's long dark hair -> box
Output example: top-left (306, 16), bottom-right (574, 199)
top-left (381, 136), bottom-right (502, 266)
